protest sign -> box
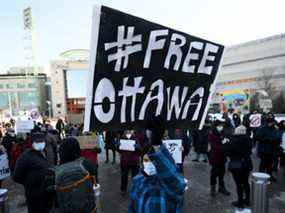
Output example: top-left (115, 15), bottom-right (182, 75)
top-left (249, 114), bottom-right (262, 128)
top-left (119, 139), bottom-right (136, 151)
top-left (84, 6), bottom-right (224, 131)
top-left (0, 154), bottom-right (10, 180)
top-left (29, 109), bottom-right (41, 120)
top-left (77, 135), bottom-right (98, 149)
top-left (163, 139), bottom-right (182, 164)
top-left (15, 120), bottom-right (34, 133)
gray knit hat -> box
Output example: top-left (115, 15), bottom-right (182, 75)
top-left (234, 125), bottom-right (247, 135)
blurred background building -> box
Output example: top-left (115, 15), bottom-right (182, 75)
top-left (0, 72), bottom-right (50, 119)
top-left (50, 49), bottom-right (89, 123)
top-left (212, 33), bottom-right (285, 114)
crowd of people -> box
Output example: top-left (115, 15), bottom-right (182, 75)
top-left (0, 110), bottom-right (284, 212)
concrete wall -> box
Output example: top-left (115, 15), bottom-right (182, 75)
top-left (50, 60), bottom-right (89, 119)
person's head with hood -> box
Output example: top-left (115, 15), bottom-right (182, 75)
top-left (124, 130), bottom-right (134, 139)
top-left (233, 113), bottom-right (240, 120)
top-left (31, 132), bottom-right (46, 152)
top-left (141, 116), bottom-right (166, 177)
top-left (266, 117), bottom-right (276, 128)
top-left (267, 112), bottom-right (275, 120)
top-left (59, 137), bottom-right (81, 165)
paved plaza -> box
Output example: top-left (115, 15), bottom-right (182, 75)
top-left (5, 151), bottom-right (285, 213)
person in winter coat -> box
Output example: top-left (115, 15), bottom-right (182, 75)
top-left (170, 129), bottom-right (191, 173)
top-left (232, 113), bottom-right (242, 128)
top-left (105, 130), bottom-right (117, 164)
top-left (45, 130), bottom-right (58, 165)
top-left (2, 128), bottom-right (16, 168)
top-left (56, 119), bottom-right (65, 139)
top-left (10, 132), bottom-right (33, 174)
top-left (279, 120), bottom-right (285, 176)
top-left (256, 117), bottom-right (281, 182)
top-left (194, 118), bottom-right (211, 163)
top-left (54, 137), bottom-right (97, 213)
top-left (117, 130), bottom-right (141, 196)
top-left (208, 120), bottom-right (231, 197)
top-left (225, 125), bottom-right (252, 208)
top-left (13, 132), bottom-right (52, 213)
top-left (80, 135), bottom-right (102, 183)
top-left (222, 112), bottom-right (234, 137)
top-left (129, 116), bottom-right (186, 213)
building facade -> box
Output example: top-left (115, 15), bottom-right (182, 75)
top-left (213, 33), bottom-right (285, 113)
top-left (0, 73), bottom-right (49, 118)
top-left (50, 49), bottom-right (89, 123)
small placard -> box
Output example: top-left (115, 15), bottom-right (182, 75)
top-left (163, 139), bottom-right (182, 164)
top-left (77, 135), bottom-right (98, 149)
top-left (0, 154), bottom-right (10, 180)
top-left (15, 120), bottom-right (34, 133)
top-left (119, 139), bottom-right (136, 151)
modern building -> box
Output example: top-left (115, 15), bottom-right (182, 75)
top-left (7, 66), bottom-right (44, 75)
top-left (50, 49), bottom-right (89, 123)
top-left (0, 73), bottom-right (49, 118)
top-left (213, 33), bottom-right (285, 113)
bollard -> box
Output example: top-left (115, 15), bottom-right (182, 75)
top-left (0, 189), bottom-right (8, 213)
top-left (251, 172), bottom-right (270, 213)
top-left (94, 184), bottom-right (101, 213)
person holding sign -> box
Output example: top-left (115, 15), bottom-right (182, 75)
top-left (129, 116), bottom-right (186, 213)
top-left (117, 130), bottom-right (141, 196)
top-left (256, 117), bottom-right (280, 182)
top-left (2, 127), bottom-right (16, 169)
top-left (208, 120), bottom-right (231, 197)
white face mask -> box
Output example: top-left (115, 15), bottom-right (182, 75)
top-left (217, 126), bottom-right (223, 132)
top-left (143, 162), bottom-right (157, 176)
top-left (33, 142), bottom-right (46, 151)
top-left (126, 133), bottom-right (132, 139)
top-left (146, 130), bottom-right (152, 139)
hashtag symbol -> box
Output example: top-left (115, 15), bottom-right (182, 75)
top-left (104, 26), bottom-right (142, 72)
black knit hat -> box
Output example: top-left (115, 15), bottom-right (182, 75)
top-left (59, 137), bottom-right (81, 164)
top-left (31, 132), bottom-right (46, 143)
top-left (145, 115), bottom-right (165, 146)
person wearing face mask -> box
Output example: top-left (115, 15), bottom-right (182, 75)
top-left (232, 113), bottom-right (242, 128)
top-left (13, 132), bottom-right (53, 213)
top-left (129, 116), bottom-right (186, 213)
top-left (2, 127), bottom-right (16, 169)
top-left (225, 125), bottom-right (252, 208)
top-left (256, 117), bottom-right (280, 182)
top-left (117, 130), bottom-right (142, 196)
top-left (208, 120), bottom-right (231, 197)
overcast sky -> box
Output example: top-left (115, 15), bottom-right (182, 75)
top-left (1, 0), bottom-right (285, 72)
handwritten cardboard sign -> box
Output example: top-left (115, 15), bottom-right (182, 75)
top-left (163, 139), bottom-right (182, 164)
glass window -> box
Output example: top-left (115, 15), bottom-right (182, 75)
top-left (6, 83), bottom-right (17, 89)
top-left (0, 84), bottom-right (3, 89)
top-left (28, 83), bottom-right (37, 88)
top-left (17, 83), bottom-right (26, 89)
top-left (18, 91), bottom-right (39, 107)
top-left (0, 93), bottom-right (9, 108)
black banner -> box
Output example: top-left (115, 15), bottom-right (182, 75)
top-left (84, 6), bottom-right (224, 131)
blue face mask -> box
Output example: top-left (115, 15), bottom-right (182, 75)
top-left (143, 162), bottom-right (157, 176)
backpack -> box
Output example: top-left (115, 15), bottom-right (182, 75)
top-left (55, 158), bottom-right (96, 213)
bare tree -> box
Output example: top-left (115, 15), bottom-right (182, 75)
top-left (257, 69), bottom-right (276, 98)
